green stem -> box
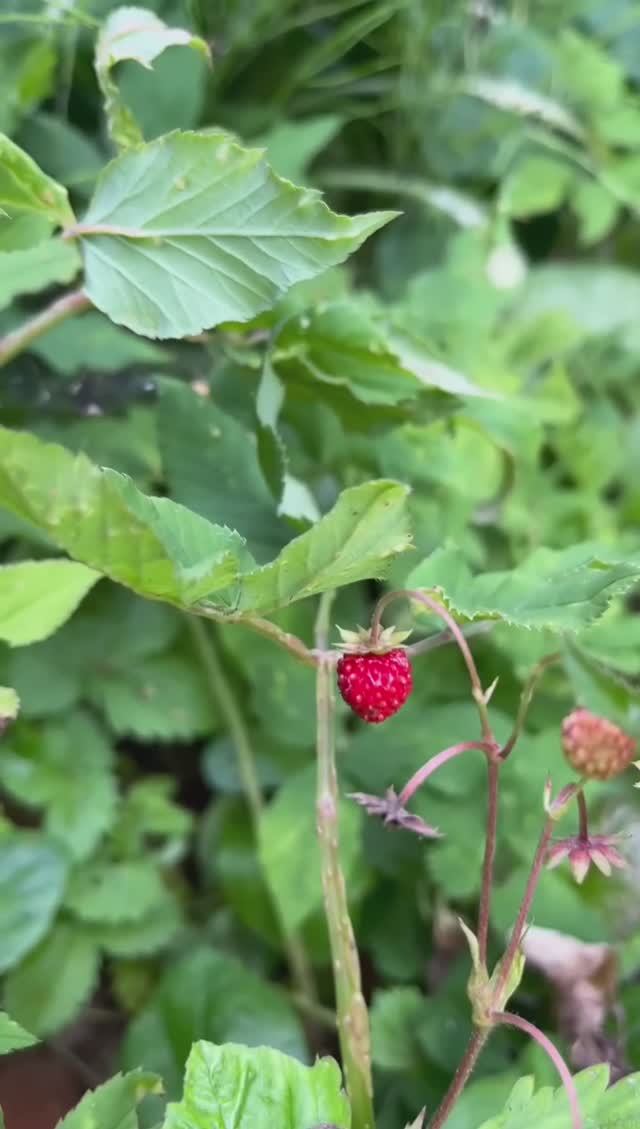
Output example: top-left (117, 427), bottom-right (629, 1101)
top-left (0, 288), bottom-right (90, 367)
top-left (197, 607), bottom-right (318, 667)
top-left (315, 593), bottom-right (375, 1129)
top-left (186, 616), bottom-right (319, 1008)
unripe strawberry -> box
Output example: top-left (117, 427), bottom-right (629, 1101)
top-left (562, 708), bottom-right (636, 781)
top-left (335, 624), bottom-right (413, 724)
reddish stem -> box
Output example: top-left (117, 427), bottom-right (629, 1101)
top-left (427, 1029), bottom-right (490, 1129)
top-left (577, 789), bottom-right (589, 840)
top-left (398, 741), bottom-right (494, 806)
top-left (493, 817), bottom-right (554, 1000)
top-left (477, 758), bottom-right (499, 964)
top-left (492, 1012), bottom-right (582, 1129)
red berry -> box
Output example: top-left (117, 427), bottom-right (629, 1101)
top-left (337, 649), bottom-right (413, 724)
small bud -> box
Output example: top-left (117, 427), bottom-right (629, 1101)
top-left (544, 779), bottom-right (580, 821)
top-left (562, 709), bottom-right (636, 780)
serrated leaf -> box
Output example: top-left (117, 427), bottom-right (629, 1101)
top-left (0, 427), bottom-right (251, 607)
top-left (57, 1070), bottom-right (162, 1129)
top-left (88, 653), bottom-right (217, 741)
top-left (0, 712), bottom-right (117, 860)
top-left (65, 860), bottom-right (168, 925)
top-left (163, 1039), bottom-right (350, 1129)
top-left (4, 921), bottom-right (100, 1036)
top-left (237, 480), bottom-right (412, 613)
top-left (77, 131), bottom-right (394, 339)
top-left (476, 1064), bottom-right (638, 1129)
top-left (96, 7), bottom-right (210, 149)
top-left (0, 833), bottom-right (68, 973)
top-left (0, 133), bottom-right (75, 226)
top-left (0, 560), bottom-right (100, 646)
top-left (0, 238), bottom-right (80, 309)
top-left (157, 380), bottom-right (287, 563)
top-left (407, 544), bottom-right (640, 632)
top-left (0, 1011), bottom-right (37, 1054)
top-left (123, 948), bottom-right (307, 1096)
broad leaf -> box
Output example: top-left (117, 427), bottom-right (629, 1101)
top-left (65, 859), bottom-right (168, 925)
top-left (123, 948), bottom-right (307, 1096)
top-left (237, 480), bottom-right (412, 613)
top-left (407, 543), bottom-right (640, 632)
top-left (57, 1070), bottom-right (162, 1129)
top-left (370, 987), bottom-right (425, 1073)
top-left (162, 1039), bottom-right (350, 1129)
top-left (477, 1064), bottom-right (640, 1129)
top-left (0, 133), bottom-right (74, 226)
top-left (78, 131), bottom-right (394, 338)
top-left (88, 653), bottom-right (217, 741)
top-left (0, 1011), bottom-right (37, 1054)
top-left (4, 921), bottom-right (100, 1036)
top-left (95, 6), bottom-right (210, 148)
top-left (95, 892), bottom-right (183, 958)
top-left (0, 238), bottom-right (80, 309)
top-left (0, 833), bottom-right (68, 973)
top-left (0, 560), bottom-right (100, 646)
top-left (31, 310), bottom-right (165, 372)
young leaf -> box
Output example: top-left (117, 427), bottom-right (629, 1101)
top-left (77, 131), bottom-right (395, 338)
top-left (0, 238), bottom-right (80, 309)
top-left (4, 921), bottom-right (100, 1036)
top-left (56, 1069), bottom-right (162, 1129)
top-left (0, 133), bottom-right (75, 226)
top-left (0, 833), bottom-right (68, 973)
top-left (237, 480), bottom-right (412, 613)
top-left (407, 543), bottom-right (640, 632)
top-left (95, 6), bottom-right (210, 149)
top-left (163, 1039), bottom-right (350, 1129)
top-left (0, 1011), bottom-right (37, 1054)
top-left (0, 560), bottom-right (100, 646)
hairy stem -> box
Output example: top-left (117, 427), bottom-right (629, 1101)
top-left (315, 593), bottom-right (375, 1129)
top-left (477, 758), bottom-right (500, 965)
top-left (428, 1029), bottom-right (490, 1129)
top-left (398, 741), bottom-right (495, 806)
top-left (187, 616), bottom-right (318, 1009)
top-left (501, 653), bottom-right (561, 759)
top-left (0, 288), bottom-right (90, 367)
top-left (492, 1012), bottom-right (582, 1129)
top-left (493, 817), bottom-right (554, 1000)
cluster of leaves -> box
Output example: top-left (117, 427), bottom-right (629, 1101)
top-left (3, 1), bottom-right (640, 1128)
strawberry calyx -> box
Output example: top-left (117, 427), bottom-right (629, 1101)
top-left (335, 623), bottom-right (412, 654)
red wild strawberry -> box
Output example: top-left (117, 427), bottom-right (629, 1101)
top-left (336, 623), bottom-right (413, 723)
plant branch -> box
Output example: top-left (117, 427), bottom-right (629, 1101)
top-left (427, 1029), bottom-right (490, 1129)
top-left (197, 606), bottom-right (319, 667)
top-left (315, 592), bottom-right (375, 1129)
top-left (492, 1012), bottom-right (582, 1129)
top-left (398, 741), bottom-right (495, 806)
top-left (186, 615), bottom-right (319, 1009)
top-left (501, 653), bottom-right (562, 759)
top-left (0, 288), bottom-right (90, 367)
top-left (477, 758), bottom-right (500, 965)
top-left (493, 817), bottom-right (554, 1001)
top-left (406, 620), bottom-right (494, 659)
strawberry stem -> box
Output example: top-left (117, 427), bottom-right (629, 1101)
top-left (398, 740), bottom-right (495, 806)
top-left (315, 592), bottom-right (375, 1129)
top-left (492, 1012), bottom-right (582, 1129)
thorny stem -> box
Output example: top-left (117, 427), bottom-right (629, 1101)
top-left (477, 758), bottom-right (500, 966)
top-left (398, 741), bottom-right (495, 807)
top-left (186, 616), bottom-right (319, 1011)
top-left (494, 817), bottom-right (554, 1002)
top-left (427, 1030), bottom-right (490, 1129)
top-left (492, 1012), bottom-right (583, 1129)
top-left (577, 788), bottom-right (589, 840)
top-left (315, 591), bottom-right (375, 1129)
top-left (501, 653), bottom-right (562, 759)
top-left (0, 288), bottom-right (90, 367)
top-left (371, 590), bottom-right (496, 745)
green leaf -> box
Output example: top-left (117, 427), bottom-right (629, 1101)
top-left (30, 310), bottom-right (165, 372)
top-left (477, 1064), bottom-right (639, 1129)
top-left (0, 712), bottom-right (117, 860)
top-left (0, 1011), bottom-right (37, 1054)
top-left (88, 653), bottom-right (217, 741)
top-left (0, 687), bottom-right (19, 726)
top-left (370, 987), bottom-right (425, 1073)
top-left (407, 543), bottom-right (640, 632)
top-left (463, 75), bottom-right (584, 138)
top-left (158, 380), bottom-right (288, 563)
top-left (96, 892), bottom-right (183, 958)
top-left (163, 1039), bottom-right (350, 1129)
top-left (259, 764), bottom-right (362, 933)
top-left (79, 131), bottom-right (394, 339)
top-left (0, 238), bottom-right (80, 309)
top-left (0, 427), bottom-right (251, 607)
top-left (65, 860), bottom-right (168, 925)
top-left (0, 133), bottom-right (75, 226)
top-left (4, 921), bottom-right (100, 1036)
top-left (0, 832), bottom-right (68, 973)
top-left (56, 1070), bottom-right (162, 1129)
top-left (500, 156), bottom-right (573, 218)
top-left (95, 6), bottom-right (210, 149)
top-left (258, 115), bottom-right (343, 183)
top-left (238, 480), bottom-right (412, 613)
top-left (123, 948), bottom-right (307, 1097)
top-left (0, 560), bottom-right (100, 647)
top-left (16, 112), bottom-right (104, 192)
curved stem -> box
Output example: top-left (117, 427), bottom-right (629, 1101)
top-left (501, 653), bottom-right (561, 759)
top-left (0, 288), bottom-right (90, 367)
top-left (398, 741), bottom-right (494, 806)
top-left (315, 594), bottom-right (375, 1129)
top-left (492, 1012), bottom-right (582, 1129)
top-left (477, 759), bottom-right (500, 965)
top-left (493, 817), bottom-right (554, 1001)
top-left (186, 616), bottom-right (319, 1010)
top-left (427, 1029), bottom-right (490, 1129)
top-left (406, 620), bottom-right (494, 659)
top-left (371, 590), bottom-right (495, 744)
